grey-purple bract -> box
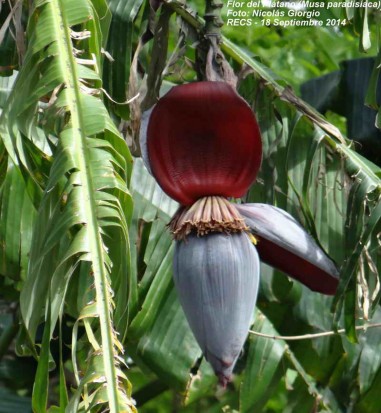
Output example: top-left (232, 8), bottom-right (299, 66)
top-left (173, 231), bottom-right (260, 385)
top-left (236, 203), bottom-right (339, 295)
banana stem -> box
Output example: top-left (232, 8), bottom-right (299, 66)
top-left (204, 0), bottom-right (224, 42)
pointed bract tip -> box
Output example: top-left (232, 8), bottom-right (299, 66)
top-left (218, 373), bottom-right (231, 388)
top-left (214, 357), bottom-right (234, 388)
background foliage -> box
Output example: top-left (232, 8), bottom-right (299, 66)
top-left (0, 0), bottom-right (380, 412)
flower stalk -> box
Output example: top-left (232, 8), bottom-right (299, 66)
top-left (195, 0), bottom-right (238, 87)
top-left (204, 0), bottom-right (224, 41)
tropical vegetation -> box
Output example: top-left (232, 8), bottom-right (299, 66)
top-left (0, 0), bottom-right (380, 412)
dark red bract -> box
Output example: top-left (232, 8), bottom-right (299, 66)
top-left (255, 237), bottom-right (338, 295)
top-left (147, 81), bottom-right (262, 205)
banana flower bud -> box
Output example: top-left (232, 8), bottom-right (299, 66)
top-left (139, 81), bottom-right (340, 383)
top-left (174, 232), bottom-right (259, 386)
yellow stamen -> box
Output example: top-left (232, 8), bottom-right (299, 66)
top-left (248, 233), bottom-right (258, 245)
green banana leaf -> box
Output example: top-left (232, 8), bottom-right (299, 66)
top-left (0, 0), bottom-right (380, 412)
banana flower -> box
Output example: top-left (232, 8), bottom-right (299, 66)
top-left (140, 81), bottom-right (339, 385)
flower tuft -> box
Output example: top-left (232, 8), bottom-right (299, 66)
top-left (169, 196), bottom-right (248, 240)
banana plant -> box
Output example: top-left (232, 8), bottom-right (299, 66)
top-left (0, 0), bottom-right (380, 412)
top-left (0, 0), bottom-right (135, 411)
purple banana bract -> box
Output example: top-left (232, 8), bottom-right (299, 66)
top-left (173, 232), bottom-right (260, 385)
top-left (140, 81), bottom-right (340, 383)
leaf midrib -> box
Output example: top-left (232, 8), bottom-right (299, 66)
top-left (51, 1), bottom-right (120, 411)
